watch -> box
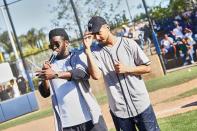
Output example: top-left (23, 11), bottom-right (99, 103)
top-left (54, 72), bottom-right (59, 79)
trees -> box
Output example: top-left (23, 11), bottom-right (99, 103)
top-left (50, 0), bottom-right (124, 38)
top-left (0, 31), bottom-right (12, 54)
top-left (132, 0), bottom-right (197, 23)
top-left (169, 0), bottom-right (188, 15)
top-left (0, 28), bottom-right (47, 60)
top-left (18, 28), bottom-right (47, 49)
top-left (133, 0), bottom-right (197, 23)
top-left (170, 0), bottom-right (197, 11)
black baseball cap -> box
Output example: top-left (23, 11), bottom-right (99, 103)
top-left (88, 16), bottom-right (107, 33)
top-left (49, 28), bottom-right (69, 41)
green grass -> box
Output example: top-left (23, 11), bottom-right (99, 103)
top-left (159, 110), bottom-right (197, 131)
top-left (109, 110), bottom-right (197, 131)
top-left (145, 66), bottom-right (197, 92)
top-left (109, 128), bottom-right (116, 131)
top-left (162, 87), bottom-right (197, 103)
top-left (175, 87), bottom-right (197, 98)
top-left (94, 89), bottom-right (108, 105)
top-left (95, 91), bottom-right (108, 105)
top-left (0, 108), bottom-right (53, 130)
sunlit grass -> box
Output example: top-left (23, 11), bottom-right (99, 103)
top-left (159, 110), bottom-right (197, 131)
top-left (0, 108), bottom-right (53, 130)
top-left (109, 110), bottom-right (197, 131)
top-left (146, 66), bottom-right (197, 92)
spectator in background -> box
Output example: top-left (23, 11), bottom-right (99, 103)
top-left (174, 14), bottom-right (182, 22)
top-left (182, 11), bottom-right (193, 29)
top-left (184, 28), bottom-right (194, 41)
top-left (138, 33), bottom-right (145, 50)
top-left (121, 24), bottom-right (132, 38)
top-left (7, 79), bottom-right (20, 98)
top-left (143, 24), bottom-right (152, 55)
top-left (0, 84), bottom-right (10, 101)
top-left (171, 21), bottom-right (184, 40)
top-left (191, 10), bottom-right (197, 34)
top-left (178, 38), bottom-right (195, 66)
top-left (160, 34), bottom-right (177, 63)
top-left (144, 36), bottom-right (152, 55)
top-left (185, 37), bottom-right (195, 64)
top-left (16, 75), bottom-right (27, 95)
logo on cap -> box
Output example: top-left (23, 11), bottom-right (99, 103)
top-left (88, 23), bottom-right (92, 28)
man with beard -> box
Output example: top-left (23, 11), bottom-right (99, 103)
top-left (37, 28), bottom-right (107, 131)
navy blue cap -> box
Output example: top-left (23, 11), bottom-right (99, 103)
top-left (88, 16), bottom-right (107, 33)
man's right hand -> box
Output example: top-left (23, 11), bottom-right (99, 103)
top-left (42, 61), bottom-right (51, 70)
top-left (83, 32), bottom-right (93, 51)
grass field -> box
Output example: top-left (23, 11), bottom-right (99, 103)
top-left (159, 109), bottom-right (197, 131)
top-left (109, 109), bottom-right (197, 131)
top-left (0, 108), bottom-right (53, 130)
top-left (1, 66), bottom-right (197, 130)
top-left (146, 66), bottom-right (197, 92)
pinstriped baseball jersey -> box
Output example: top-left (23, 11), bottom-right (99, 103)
top-left (92, 37), bottom-right (151, 118)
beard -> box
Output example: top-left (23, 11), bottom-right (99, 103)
top-left (56, 47), bottom-right (70, 60)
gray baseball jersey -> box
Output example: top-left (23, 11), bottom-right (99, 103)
top-left (92, 37), bottom-right (151, 118)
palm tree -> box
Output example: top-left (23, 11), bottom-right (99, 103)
top-left (19, 28), bottom-right (47, 49)
top-left (37, 28), bottom-right (47, 48)
top-left (26, 28), bottom-right (38, 48)
top-left (0, 31), bottom-right (13, 54)
top-left (170, 0), bottom-right (197, 12)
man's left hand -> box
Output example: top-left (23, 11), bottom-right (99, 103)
top-left (114, 61), bottom-right (130, 74)
top-left (36, 68), bottom-right (57, 80)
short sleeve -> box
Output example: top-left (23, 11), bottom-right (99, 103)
top-left (127, 38), bottom-right (151, 66)
top-left (69, 52), bottom-right (90, 80)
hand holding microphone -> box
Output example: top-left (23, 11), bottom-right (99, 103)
top-left (36, 51), bottom-right (58, 79)
top-left (42, 51), bottom-right (58, 69)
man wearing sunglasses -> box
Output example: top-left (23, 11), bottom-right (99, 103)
top-left (37, 28), bottom-right (107, 131)
top-left (83, 16), bottom-right (160, 131)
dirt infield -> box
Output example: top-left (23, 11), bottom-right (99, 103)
top-left (3, 78), bottom-right (197, 131)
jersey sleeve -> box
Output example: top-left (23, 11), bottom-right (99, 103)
top-left (128, 38), bottom-right (151, 66)
top-left (69, 52), bottom-right (90, 80)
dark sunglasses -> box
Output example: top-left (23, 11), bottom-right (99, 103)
top-left (48, 42), bottom-right (60, 49)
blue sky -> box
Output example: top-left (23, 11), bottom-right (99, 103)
top-left (0, 0), bottom-right (56, 35)
top-left (0, 0), bottom-right (169, 39)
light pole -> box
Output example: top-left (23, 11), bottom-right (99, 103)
top-left (70, 0), bottom-right (83, 39)
top-left (125, 0), bottom-right (133, 22)
top-left (3, 0), bottom-right (35, 90)
top-left (141, 0), bottom-right (166, 74)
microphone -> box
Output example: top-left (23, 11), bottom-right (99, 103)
top-left (49, 51), bottom-right (58, 64)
